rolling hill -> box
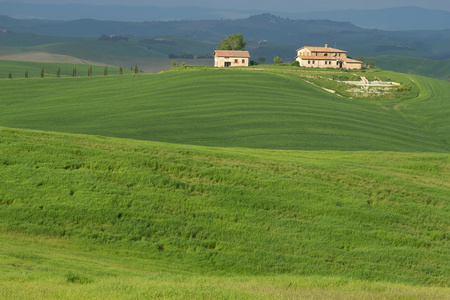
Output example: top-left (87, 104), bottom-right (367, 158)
top-left (368, 56), bottom-right (450, 81)
top-left (1, 14), bottom-right (449, 61)
top-left (1, 2), bottom-right (449, 31)
top-left (0, 126), bottom-right (449, 298)
top-left (0, 64), bottom-right (448, 152)
top-left (0, 62), bottom-right (449, 298)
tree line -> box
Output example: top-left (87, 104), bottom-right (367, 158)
top-left (5, 65), bottom-right (142, 79)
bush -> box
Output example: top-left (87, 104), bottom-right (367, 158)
top-left (273, 56), bottom-right (283, 64)
top-left (290, 61), bottom-right (300, 67)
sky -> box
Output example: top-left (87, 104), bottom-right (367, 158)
top-left (2, 0), bottom-right (450, 12)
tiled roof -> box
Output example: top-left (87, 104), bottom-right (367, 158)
top-left (297, 46), bottom-right (347, 53)
top-left (344, 58), bottom-right (363, 64)
top-left (296, 56), bottom-right (339, 60)
top-left (214, 50), bottom-right (251, 58)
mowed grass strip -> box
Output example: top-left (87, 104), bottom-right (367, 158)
top-left (0, 67), bottom-right (449, 152)
top-left (0, 127), bottom-right (448, 287)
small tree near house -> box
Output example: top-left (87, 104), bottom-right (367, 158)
top-left (273, 56), bottom-right (283, 64)
top-left (217, 33), bottom-right (246, 50)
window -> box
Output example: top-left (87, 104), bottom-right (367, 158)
top-left (242, 59), bottom-right (245, 63)
top-left (234, 59), bottom-right (238, 63)
top-left (308, 60), bottom-right (310, 64)
top-left (313, 61), bottom-right (315, 64)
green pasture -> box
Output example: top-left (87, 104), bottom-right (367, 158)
top-left (0, 127), bottom-right (449, 298)
top-left (1, 234), bottom-right (448, 300)
top-left (0, 66), bottom-right (449, 152)
top-left (367, 56), bottom-right (450, 81)
top-left (0, 32), bottom-right (215, 72)
top-left (0, 62), bottom-right (449, 298)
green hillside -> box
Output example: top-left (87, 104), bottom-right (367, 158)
top-left (0, 32), bottom-right (215, 72)
top-left (368, 56), bottom-right (450, 81)
top-left (0, 65), bottom-right (449, 152)
top-left (0, 127), bottom-right (449, 298)
top-left (1, 62), bottom-right (449, 298)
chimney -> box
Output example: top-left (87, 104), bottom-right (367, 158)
top-left (325, 44), bottom-right (328, 48)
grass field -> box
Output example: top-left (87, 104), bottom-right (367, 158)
top-left (0, 62), bottom-right (449, 298)
top-left (367, 55), bottom-right (450, 81)
top-left (0, 32), bottom-right (216, 72)
top-left (0, 127), bottom-right (449, 298)
top-left (0, 65), bottom-right (449, 152)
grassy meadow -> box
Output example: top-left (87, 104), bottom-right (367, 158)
top-left (0, 62), bottom-right (449, 298)
top-left (0, 127), bottom-right (449, 298)
top-left (368, 56), bottom-right (450, 81)
top-left (0, 65), bottom-right (449, 152)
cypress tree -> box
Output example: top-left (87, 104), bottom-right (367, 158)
top-left (119, 66), bottom-right (123, 75)
top-left (57, 67), bottom-right (61, 78)
top-left (73, 67), bottom-right (77, 77)
top-left (104, 66), bottom-right (108, 76)
top-left (40, 67), bottom-right (44, 78)
top-left (8, 72), bottom-right (12, 79)
top-left (25, 70), bottom-right (28, 79)
top-left (134, 64), bottom-right (139, 74)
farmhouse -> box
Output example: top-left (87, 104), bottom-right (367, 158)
top-left (295, 44), bottom-right (363, 69)
top-left (214, 50), bottom-right (250, 67)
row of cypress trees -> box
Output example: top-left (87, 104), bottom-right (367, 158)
top-left (7, 64), bottom-right (140, 79)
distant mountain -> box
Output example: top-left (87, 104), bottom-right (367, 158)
top-left (285, 6), bottom-right (450, 31)
top-left (0, 2), bottom-right (258, 22)
top-left (1, 14), bottom-right (449, 61)
top-left (0, 2), bottom-right (449, 30)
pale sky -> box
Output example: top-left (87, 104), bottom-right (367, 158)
top-left (2, 0), bottom-right (450, 12)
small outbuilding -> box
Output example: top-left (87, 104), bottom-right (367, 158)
top-left (214, 50), bottom-right (250, 67)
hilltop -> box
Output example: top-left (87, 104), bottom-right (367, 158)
top-left (0, 64), bottom-right (449, 152)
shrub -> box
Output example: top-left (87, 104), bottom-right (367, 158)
top-left (273, 56), bottom-right (283, 64)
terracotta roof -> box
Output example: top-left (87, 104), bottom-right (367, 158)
top-left (214, 50), bottom-right (250, 58)
top-left (344, 58), bottom-right (363, 64)
top-left (296, 56), bottom-right (339, 60)
top-left (296, 46), bottom-right (347, 53)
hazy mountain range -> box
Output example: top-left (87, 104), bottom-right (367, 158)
top-left (1, 13), bottom-right (449, 62)
top-left (0, 2), bottom-right (449, 31)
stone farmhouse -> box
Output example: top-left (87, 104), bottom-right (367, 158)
top-left (295, 44), bottom-right (363, 69)
top-left (214, 50), bottom-right (250, 67)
